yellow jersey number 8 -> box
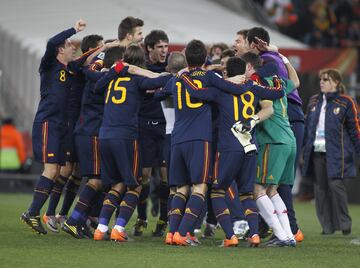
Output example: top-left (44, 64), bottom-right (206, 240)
top-left (105, 77), bottom-right (131, 104)
top-left (233, 91), bottom-right (255, 120)
top-left (176, 80), bottom-right (203, 110)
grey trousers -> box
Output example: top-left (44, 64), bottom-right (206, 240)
top-left (313, 153), bottom-right (352, 233)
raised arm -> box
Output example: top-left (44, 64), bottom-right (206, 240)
top-left (40, 19), bottom-right (86, 70)
top-left (280, 54), bottom-right (300, 88)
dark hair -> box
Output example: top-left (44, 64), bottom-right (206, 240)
top-left (103, 46), bottom-right (126, 68)
top-left (167, 52), bottom-right (187, 73)
top-left (118, 16), bottom-right (144, 41)
top-left (123, 45), bottom-right (145, 67)
top-left (81, 34), bottom-right (103, 53)
top-left (236, 29), bottom-right (249, 38)
top-left (247, 27), bottom-right (270, 46)
top-left (185, 40), bottom-right (207, 68)
top-left (2, 117), bottom-right (14, 125)
top-left (226, 57), bottom-right (246, 77)
top-left (210, 43), bottom-right (228, 56)
top-left (221, 49), bottom-right (235, 59)
top-left (319, 68), bottom-right (346, 94)
top-left (240, 52), bottom-right (263, 70)
top-left (144, 30), bottom-right (169, 53)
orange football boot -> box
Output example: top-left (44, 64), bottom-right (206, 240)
top-left (187, 232), bottom-right (201, 245)
top-left (248, 234), bottom-right (261, 247)
top-left (294, 229), bottom-right (304, 243)
top-left (220, 235), bottom-right (239, 247)
top-left (94, 229), bottom-right (110, 241)
top-left (110, 228), bottom-right (129, 242)
top-left (173, 232), bottom-right (192, 246)
top-left (165, 232), bottom-right (174, 245)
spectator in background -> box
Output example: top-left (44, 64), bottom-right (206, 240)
top-left (0, 117), bottom-right (26, 172)
top-left (209, 43), bottom-right (228, 64)
top-left (302, 68), bottom-right (360, 235)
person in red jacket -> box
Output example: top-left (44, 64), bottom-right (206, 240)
top-left (0, 117), bottom-right (26, 171)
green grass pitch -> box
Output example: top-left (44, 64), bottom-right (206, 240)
top-left (0, 193), bottom-right (359, 268)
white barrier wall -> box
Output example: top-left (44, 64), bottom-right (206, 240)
top-left (0, 27), bottom-right (40, 132)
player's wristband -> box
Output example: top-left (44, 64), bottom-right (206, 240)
top-left (279, 53), bottom-right (289, 65)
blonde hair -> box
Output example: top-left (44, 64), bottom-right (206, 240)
top-left (319, 68), bottom-right (346, 94)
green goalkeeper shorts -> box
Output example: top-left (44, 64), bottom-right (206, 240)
top-left (256, 143), bottom-right (296, 186)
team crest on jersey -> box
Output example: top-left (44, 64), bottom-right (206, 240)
top-left (97, 52), bottom-right (105, 60)
top-left (333, 107), bottom-right (340, 115)
top-left (311, 106), bottom-right (316, 112)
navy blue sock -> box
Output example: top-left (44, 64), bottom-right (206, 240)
top-left (137, 183), bottom-right (150, 220)
top-left (159, 181), bottom-right (169, 222)
top-left (206, 192), bottom-right (217, 225)
top-left (241, 197), bottom-right (259, 237)
top-left (278, 184), bottom-right (298, 234)
top-left (59, 175), bottom-right (81, 216)
top-left (28, 176), bottom-right (54, 216)
top-left (167, 192), bottom-right (175, 219)
top-left (98, 189), bottom-right (122, 226)
top-left (116, 190), bottom-right (139, 227)
top-left (67, 183), bottom-right (98, 226)
top-left (226, 183), bottom-right (245, 222)
top-left (211, 189), bottom-right (234, 239)
top-left (46, 175), bottom-right (68, 216)
top-left (90, 191), bottom-right (106, 218)
top-left (169, 192), bottom-right (187, 234)
top-left (178, 193), bottom-right (205, 237)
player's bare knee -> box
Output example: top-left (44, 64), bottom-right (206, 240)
top-left (267, 186), bottom-right (278, 198)
top-left (169, 186), bottom-right (176, 195)
top-left (128, 184), bottom-right (142, 194)
top-left (160, 166), bottom-right (167, 182)
top-left (176, 185), bottom-right (190, 197)
top-left (254, 184), bottom-right (267, 199)
top-left (88, 179), bottom-right (102, 190)
top-left (112, 182), bottom-right (125, 193)
top-left (239, 192), bottom-right (254, 201)
top-left (42, 163), bottom-right (60, 180)
top-left (192, 183), bottom-right (207, 196)
top-left (59, 162), bottom-right (74, 178)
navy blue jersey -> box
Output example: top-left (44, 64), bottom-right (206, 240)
top-left (95, 68), bottom-right (171, 140)
top-left (156, 68), bottom-right (270, 145)
top-left (181, 78), bottom-right (285, 151)
top-left (34, 28), bottom-right (77, 125)
top-left (68, 71), bottom-right (85, 127)
top-left (138, 58), bottom-right (168, 123)
top-left (74, 66), bottom-right (110, 137)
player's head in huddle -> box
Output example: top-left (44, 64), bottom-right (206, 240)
top-left (145, 30), bottom-right (169, 64)
top-left (103, 46), bottom-right (126, 69)
top-left (225, 57), bottom-right (246, 78)
top-left (240, 52), bottom-right (263, 78)
top-left (167, 52), bottom-right (187, 74)
top-left (80, 34), bottom-right (104, 53)
top-left (246, 27), bottom-right (270, 54)
top-left (123, 45), bottom-right (145, 68)
top-left (185, 39), bottom-right (207, 68)
top-left (118, 16), bottom-right (144, 45)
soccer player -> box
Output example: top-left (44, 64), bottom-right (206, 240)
top-left (117, 16), bottom-right (144, 47)
top-left (236, 52), bottom-right (299, 247)
top-left (62, 46), bottom-right (127, 239)
top-left (160, 40), bottom-right (275, 246)
top-left (134, 30), bottom-right (170, 237)
top-left (42, 34), bottom-right (105, 232)
top-left (180, 56), bottom-right (285, 247)
top-left (246, 27), bottom-right (304, 242)
top-left (21, 19), bottom-right (86, 234)
top-left (233, 29), bottom-right (249, 57)
top-left (93, 45), bottom-right (171, 242)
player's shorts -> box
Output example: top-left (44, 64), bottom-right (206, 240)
top-left (32, 121), bottom-right (66, 165)
top-left (75, 135), bottom-right (100, 178)
top-left (64, 122), bottom-right (78, 163)
top-left (139, 121), bottom-right (166, 168)
top-left (212, 151), bottom-right (256, 192)
top-left (169, 140), bottom-right (211, 187)
top-left (256, 143), bottom-right (296, 185)
top-left (100, 138), bottom-right (141, 188)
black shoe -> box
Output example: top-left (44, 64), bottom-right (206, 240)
top-left (132, 219), bottom-right (147, 236)
top-left (321, 230), bottom-right (335, 235)
top-left (21, 212), bottom-right (47, 235)
top-left (342, 229), bottom-right (351, 235)
top-left (62, 221), bottom-right (83, 239)
top-left (81, 224), bottom-right (93, 239)
top-left (202, 223), bottom-right (216, 238)
top-left (263, 236), bottom-right (295, 247)
top-left (152, 220), bottom-right (167, 237)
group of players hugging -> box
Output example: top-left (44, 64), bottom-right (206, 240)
top-left (21, 16), bottom-right (305, 247)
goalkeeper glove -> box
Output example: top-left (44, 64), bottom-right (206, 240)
top-left (231, 127), bottom-right (257, 155)
top-left (232, 115), bottom-right (260, 133)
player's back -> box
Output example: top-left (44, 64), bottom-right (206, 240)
top-left (169, 68), bottom-right (213, 145)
